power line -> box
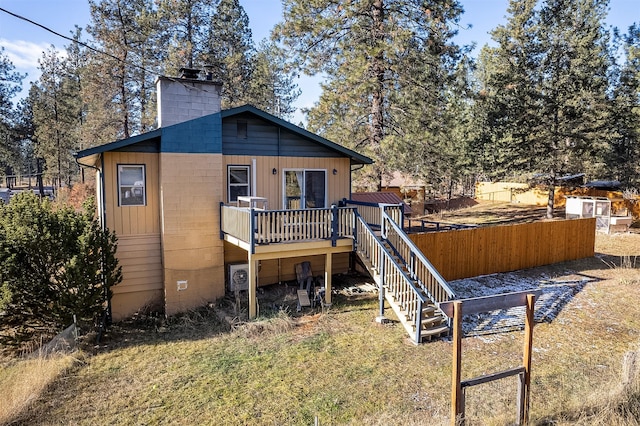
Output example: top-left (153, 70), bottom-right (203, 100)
top-left (0, 6), bottom-right (160, 78)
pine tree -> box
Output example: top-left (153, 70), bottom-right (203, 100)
top-left (86, 0), bottom-right (160, 139)
top-left (250, 40), bottom-right (300, 119)
top-left (204, 0), bottom-right (254, 108)
top-left (157, 0), bottom-right (215, 73)
top-left (0, 47), bottom-right (25, 184)
top-left (275, 0), bottom-right (464, 190)
top-left (474, 0), bottom-right (613, 217)
top-left (609, 24), bottom-right (640, 187)
top-left (32, 48), bottom-right (81, 188)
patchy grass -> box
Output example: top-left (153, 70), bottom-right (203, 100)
top-left (4, 205), bottom-right (640, 425)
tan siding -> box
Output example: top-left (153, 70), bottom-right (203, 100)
top-left (410, 219), bottom-right (596, 281)
top-left (103, 152), bottom-right (160, 235)
top-left (223, 155), bottom-right (351, 209)
top-left (111, 233), bottom-right (163, 320)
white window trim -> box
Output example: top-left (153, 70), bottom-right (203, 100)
top-left (228, 165), bottom-right (251, 202)
top-left (117, 164), bottom-right (146, 207)
top-left (282, 168), bottom-right (327, 209)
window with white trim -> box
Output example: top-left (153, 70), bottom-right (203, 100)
top-left (228, 165), bottom-right (251, 202)
top-left (283, 169), bottom-right (327, 209)
top-left (118, 164), bottom-right (146, 206)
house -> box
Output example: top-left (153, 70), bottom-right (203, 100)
top-left (76, 72), bottom-right (375, 321)
top-left (76, 71), bottom-right (454, 344)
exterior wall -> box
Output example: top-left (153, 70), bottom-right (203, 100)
top-left (156, 77), bottom-right (222, 128)
top-left (103, 152), bottom-right (163, 320)
top-left (222, 115), bottom-right (345, 158)
top-left (224, 241), bottom-right (349, 287)
top-left (223, 155), bottom-right (351, 209)
top-left (160, 153), bottom-right (225, 316)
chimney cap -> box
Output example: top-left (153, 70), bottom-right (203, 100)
top-left (179, 67), bottom-right (201, 79)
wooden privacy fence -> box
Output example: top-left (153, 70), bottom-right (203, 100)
top-left (410, 218), bottom-right (596, 281)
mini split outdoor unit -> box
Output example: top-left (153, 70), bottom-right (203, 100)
top-left (228, 264), bottom-right (249, 292)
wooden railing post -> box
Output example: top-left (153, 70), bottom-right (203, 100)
top-left (331, 204), bottom-right (338, 247)
top-left (249, 208), bottom-right (256, 254)
top-left (414, 298), bottom-right (423, 344)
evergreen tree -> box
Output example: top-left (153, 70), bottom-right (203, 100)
top-left (609, 24), bottom-right (640, 187)
top-left (0, 47), bottom-right (25, 185)
top-left (32, 48), bottom-right (81, 188)
top-left (86, 0), bottom-right (160, 139)
top-left (275, 0), bottom-right (464, 190)
top-left (204, 0), bottom-right (254, 108)
top-left (474, 0), bottom-right (612, 217)
top-left (249, 40), bottom-right (300, 119)
top-left (157, 0), bottom-right (215, 73)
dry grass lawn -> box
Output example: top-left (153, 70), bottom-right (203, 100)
top-left (2, 204), bottom-right (639, 425)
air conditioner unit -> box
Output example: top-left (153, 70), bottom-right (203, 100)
top-left (228, 263), bottom-right (249, 292)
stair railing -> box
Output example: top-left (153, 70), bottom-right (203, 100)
top-left (355, 212), bottom-right (427, 344)
top-left (381, 210), bottom-right (455, 308)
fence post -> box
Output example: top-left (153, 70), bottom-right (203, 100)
top-left (451, 301), bottom-right (463, 426)
top-left (522, 294), bottom-right (535, 425)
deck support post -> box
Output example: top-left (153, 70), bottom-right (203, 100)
top-left (248, 257), bottom-right (258, 319)
top-left (324, 253), bottom-right (332, 305)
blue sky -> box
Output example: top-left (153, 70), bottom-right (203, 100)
top-left (1, 0), bottom-right (638, 123)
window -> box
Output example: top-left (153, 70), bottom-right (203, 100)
top-left (283, 169), bottom-right (326, 209)
top-left (228, 165), bottom-right (251, 202)
top-left (118, 165), bottom-right (146, 206)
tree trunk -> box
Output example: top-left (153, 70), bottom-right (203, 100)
top-left (546, 173), bottom-right (555, 219)
top-left (371, 0), bottom-right (385, 191)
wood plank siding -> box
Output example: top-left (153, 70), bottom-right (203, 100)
top-left (111, 233), bottom-right (163, 320)
top-left (103, 152), bottom-right (163, 320)
top-left (103, 151), bottom-right (160, 235)
top-left (223, 155), bottom-right (351, 209)
top-left (410, 218), bottom-right (596, 281)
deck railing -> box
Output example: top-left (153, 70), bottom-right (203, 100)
top-left (344, 199), bottom-right (404, 230)
top-left (382, 210), bottom-right (455, 307)
top-left (355, 213), bottom-right (427, 344)
top-left (220, 204), bottom-right (356, 252)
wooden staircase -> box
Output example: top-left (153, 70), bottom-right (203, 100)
top-left (353, 206), bottom-right (455, 344)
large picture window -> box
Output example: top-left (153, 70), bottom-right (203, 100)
top-left (283, 169), bottom-right (326, 209)
top-left (228, 165), bottom-right (251, 202)
top-left (118, 164), bottom-right (146, 206)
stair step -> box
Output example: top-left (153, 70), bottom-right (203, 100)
top-left (421, 325), bottom-right (450, 339)
top-left (411, 315), bottom-right (445, 329)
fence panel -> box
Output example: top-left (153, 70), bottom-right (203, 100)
top-left (410, 218), bottom-right (596, 281)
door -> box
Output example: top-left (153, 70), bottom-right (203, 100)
top-left (283, 169), bottom-right (326, 209)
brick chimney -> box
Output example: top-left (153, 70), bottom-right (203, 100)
top-left (156, 68), bottom-right (222, 128)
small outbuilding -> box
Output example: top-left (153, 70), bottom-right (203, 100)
top-left (565, 196), bottom-right (633, 233)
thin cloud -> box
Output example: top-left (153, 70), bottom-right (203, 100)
top-left (1, 38), bottom-right (63, 70)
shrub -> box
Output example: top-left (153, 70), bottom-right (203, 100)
top-left (0, 192), bottom-right (121, 348)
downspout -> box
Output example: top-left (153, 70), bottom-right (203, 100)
top-left (74, 154), bottom-right (112, 326)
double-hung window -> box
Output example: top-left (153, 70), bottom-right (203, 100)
top-left (118, 164), bottom-right (146, 206)
top-left (228, 165), bottom-right (251, 202)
